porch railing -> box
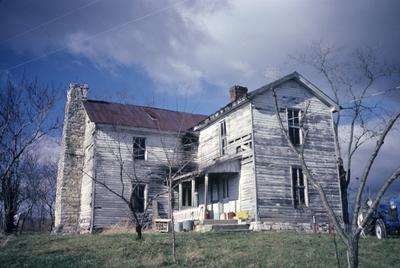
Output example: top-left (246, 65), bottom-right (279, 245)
top-left (173, 205), bottom-right (205, 222)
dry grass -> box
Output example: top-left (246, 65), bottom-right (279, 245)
top-left (0, 232), bottom-right (399, 267)
top-left (101, 221), bottom-right (135, 235)
top-left (0, 233), bottom-right (11, 248)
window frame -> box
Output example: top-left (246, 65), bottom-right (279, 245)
top-left (133, 136), bottom-right (146, 160)
top-left (286, 108), bottom-right (302, 146)
top-left (290, 167), bottom-right (309, 209)
top-left (219, 120), bottom-right (227, 156)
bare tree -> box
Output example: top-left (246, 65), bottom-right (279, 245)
top-left (38, 161), bottom-right (57, 230)
top-left (16, 154), bottom-right (57, 234)
top-left (0, 77), bottom-right (58, 234)
top-left (291, 43), bottom-right (399, 224)
top-left (158, 123), bottom-right (198, 263)
top-left (272, 88), bottom-right (400, 268)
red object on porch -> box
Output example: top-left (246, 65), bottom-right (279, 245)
top-left (205, 209), bottom-right (211, 219)
top-left (227, 212), bottom-right (236, 220)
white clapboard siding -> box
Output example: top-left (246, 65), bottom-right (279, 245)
top-left (91, 124), bottom-right (185, 228)
top-left (78, 116), bottom-right (96, 231)
top-left (197, 103), bottom-right (257, 219)
top-left (251, 80), bottom-right (342, 224)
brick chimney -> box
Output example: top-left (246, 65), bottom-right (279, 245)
top-left (229, 85), bottom-right (248, 102)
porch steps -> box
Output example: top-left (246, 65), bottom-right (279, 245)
top-left (196, 220), bottom-right (250, 232)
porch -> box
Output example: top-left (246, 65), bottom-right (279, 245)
top-left (173, 159), bottom-right (243, 223)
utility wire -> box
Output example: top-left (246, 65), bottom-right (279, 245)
top-left (0, 0), bottom-right (103, 45)
top-left (2, 0), bottom-right (187, 72)
top-left (339, 85), bottom-right (400, 109)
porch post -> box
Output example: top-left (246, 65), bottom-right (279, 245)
top-left (204, 173), bottom-right (209, 219)
top-left (191, 178), bottom-right (196, 207)
top-left (178, 182), bottom-right (183, 211)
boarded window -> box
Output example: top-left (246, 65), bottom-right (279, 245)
top-left (287, 109), bottom-right (301, 145)
top-left (133, 137), bottom-right (146, 160)
top-left (220, 120), bottom-right (227, 155)
top-left (133, 184), bottom-right (146, 213)
top-left (292, 167), bottom-right (307, 209)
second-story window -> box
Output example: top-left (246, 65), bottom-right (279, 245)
top-left (287, 109), bottom-right (301, 145)
top-left (133, 137), bottom-right (146, 160)
top-left (220, 120), bottom-right (227, 155)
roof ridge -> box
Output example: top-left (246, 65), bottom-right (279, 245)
top-left (84, 99), bottom-right (207, 117)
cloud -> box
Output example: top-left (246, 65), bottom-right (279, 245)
top-left (2, 0), bottom-right (400, 95)
top-left (29, 135), bottom-right (61, 164)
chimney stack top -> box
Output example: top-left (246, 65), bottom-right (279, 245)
top-left (229, 85), bottom-right (248, 102)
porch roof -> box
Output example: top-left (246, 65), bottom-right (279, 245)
top-left (173, 156), bottom-right (241, 183)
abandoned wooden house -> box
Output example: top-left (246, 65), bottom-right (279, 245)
top-left (54, 72), bottom-right (343, 233)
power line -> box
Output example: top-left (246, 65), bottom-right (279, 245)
top-left (0, 0), bottom-right (103, 45)
top-left (2, 0), bottom-right (187, 72)
top-left (340, 85), bottom-right (400, 107)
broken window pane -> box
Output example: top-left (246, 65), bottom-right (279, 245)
top-left (133, 137), bottom-right (146, 160)
top-left (292, 167), bottom-right (307, 209)
top-left (133, 184), bottom-right (145, 213)
top-left (287, 109), bottom-right (301, 145)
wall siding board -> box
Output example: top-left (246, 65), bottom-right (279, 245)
top-left (92, 125), bottom-right (185, 228)
top-left (251, 80), bottom-right (342, 227)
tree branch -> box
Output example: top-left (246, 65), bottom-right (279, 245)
top-left (352, 111), bottom-right (400, 230)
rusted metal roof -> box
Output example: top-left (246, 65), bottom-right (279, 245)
top-left (83, 100), bottom-right (207, 132)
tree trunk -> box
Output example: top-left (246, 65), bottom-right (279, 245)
top-left (347, 238), bottom-right (359, 268)
top-left (4, 208), bottom-right (16, 234)
top-left (3, 185), bottom-right (18, 234)
top-left (2, 171), bottom-right (19, 234)
top-left (168, 178), bottom-right (177, 263)
top-left (128, 204), bottom-right (143, 240)
top-left (49, 210), bottom-right (54, 232)
top-left (135, 224), bottom-right (142, 240)
top-left (340, 183), bottom-right (349, 225)
top-left (339, 165), bottom-right (350, 225)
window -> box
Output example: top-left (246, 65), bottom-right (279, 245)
top-left (292, 167), bottom-right (308, 209)
top-left (236, 141), bottom-right (252, 153)
top-left (133, 137), bottom-right (146, 160)
top-left (220, 120), bottom-right (227, 155)
top-left (287, 109), bottom-right (301, 145)
top-left (133, 184), bottom-right (146, 213)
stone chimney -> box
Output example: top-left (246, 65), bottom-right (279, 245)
top-left (54, 83), bottom-right (88, 233)
top-left (229, 85), bottom-right (248, 102)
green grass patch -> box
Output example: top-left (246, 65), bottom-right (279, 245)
top-left (0, 231), bottom-right (399, 267)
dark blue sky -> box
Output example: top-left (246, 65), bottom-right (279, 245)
top-left (1, 0), bottom-right (400, 198)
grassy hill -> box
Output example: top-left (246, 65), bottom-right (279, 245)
top-left (0, 231), bottom-right (399, 267)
